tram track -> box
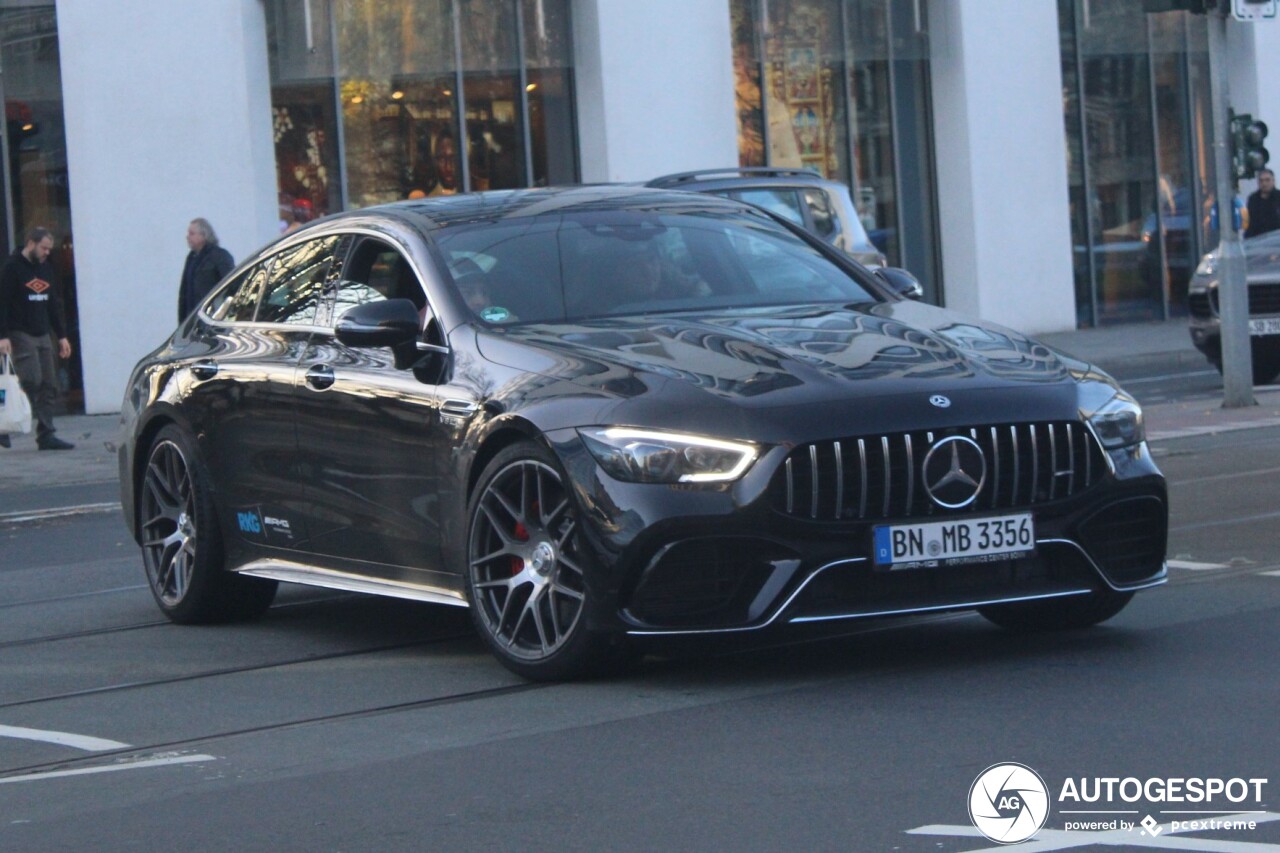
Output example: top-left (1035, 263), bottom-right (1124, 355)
top-left (0, 679), bottom-right (544, 781)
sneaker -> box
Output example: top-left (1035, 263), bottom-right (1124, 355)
top-left (38, 436), bottom-right (74, 451)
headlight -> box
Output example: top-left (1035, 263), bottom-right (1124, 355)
top-left (578, 427), bottom-right (759, 483)
top-left (1087, 393), bottom-right (1145, 449)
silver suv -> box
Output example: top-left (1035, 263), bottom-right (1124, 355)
top-left (646, 168), bottom-right (887, 269)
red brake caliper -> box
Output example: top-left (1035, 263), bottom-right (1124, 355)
top-left (511, 521), bottom-right (529, 575)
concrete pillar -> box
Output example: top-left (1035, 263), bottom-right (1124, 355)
top-left (928, 0), bottom-right (1077, 335)
top-left (58, 0), bottom-right (279, 413)
top-left (572, 0), bottom-right (739, 183)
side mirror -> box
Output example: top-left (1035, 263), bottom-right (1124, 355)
top-left (874, 267), bottom-right (924, 301)
top-left (335, 298), bottom-right (422, 349)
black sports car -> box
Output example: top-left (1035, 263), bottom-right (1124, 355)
top-left (119, 187), bottom-right (1167, 680)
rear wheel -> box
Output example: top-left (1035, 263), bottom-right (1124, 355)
top-left (465, 441), bottom-right (627, 681)
top-left (978, 588), bottom-right (1133, 632)
top-left (139, 425), bottom-right (277, 623)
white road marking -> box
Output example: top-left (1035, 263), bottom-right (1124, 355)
top-left (1168, 560), bottom-right (1231, 571)
top-left (908, 811), bottom-right (1280, 851)
top-left (1262, 570), bottom-right (1280, 578)
top-left (1149, 417), bottom-right (1280, 443)
top-left (0, 724), bottom-right (129, 752)
top-left (0, 753), bottom-right (217, 785)
top-left (0, 502), bottom-right (118, 525)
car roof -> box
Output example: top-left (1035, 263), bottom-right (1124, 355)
top-left (645, 167), bottom-right (840, 193)
top-left (357, 185), bottom-right (760, 231)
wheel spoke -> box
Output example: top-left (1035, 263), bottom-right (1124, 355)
top-left (486, 488), bottom-right (524, 530)
top-left (528, 590), bottom-right (551, 653)
top-left (474, 577), bottom-right (513, 590)
top-left (551, 581), bottom-right (584, 601)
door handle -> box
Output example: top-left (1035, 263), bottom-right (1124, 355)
top-left (304, 364), bottom-right (335, 390)
top-left (190, 359), bottom-right (218, 381)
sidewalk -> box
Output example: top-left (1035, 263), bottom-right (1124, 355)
top-left (1, 319), bottom-right (1276, 493)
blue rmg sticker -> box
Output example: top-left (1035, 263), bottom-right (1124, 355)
top-left (237, 510), bottom-right (262, 534)
top-left (0, 389), bottom-right (6, 404)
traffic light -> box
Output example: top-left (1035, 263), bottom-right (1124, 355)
top-left (1230, 111), bottom-right (1270, 181)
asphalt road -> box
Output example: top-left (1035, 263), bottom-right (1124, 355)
top-left (1, 426), bottom-right (1277, 850)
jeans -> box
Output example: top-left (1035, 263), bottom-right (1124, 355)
top-left (10, 330), bottom-right (59, 442)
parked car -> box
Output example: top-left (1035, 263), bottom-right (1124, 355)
top-left (646, 167), bottom-right (887, 268)
top-left (1187, 229), bottom-right (1280, 385)
top-left (120, 186), bottom-right (1167, 680)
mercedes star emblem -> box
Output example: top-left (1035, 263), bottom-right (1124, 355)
top-left (922, 435), bottom-right (987, 509)
top-left (929, 394), bottom-right (951, 408)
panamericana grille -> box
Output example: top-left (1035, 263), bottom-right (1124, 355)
top-left (773, 421), bottom-right (1105, 522)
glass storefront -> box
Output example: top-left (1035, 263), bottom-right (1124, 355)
top-left (1059, 0), bottom-right (1215, 327)
top-left (731, 0), bottom-right (941, 302)
top-left (0, 3), bottom-right (79, 407)
top-left (266, 0), bottom-right (577, 223)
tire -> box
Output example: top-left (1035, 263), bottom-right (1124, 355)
top-left (978, 588), bottom-right (1133, 632)
top-left (465, 441), bottom-right (627, 681)
top-left (138, 425), bottom-right (277, 623)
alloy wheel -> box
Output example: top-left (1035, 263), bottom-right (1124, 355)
top-left (468, 458), bottom-right (588, 661)
top-left (141, 439), bottom-right (198, 606)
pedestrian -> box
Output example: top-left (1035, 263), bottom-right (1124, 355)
top-left (0, 226), bottom-right (74, 450)
top-left (1245, 168), bottom-right (1280, 238)
top-left (178, 218), bottom-right (234, 321)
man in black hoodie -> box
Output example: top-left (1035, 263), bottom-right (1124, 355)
top-left (0, 227), bottom-right (73, 450)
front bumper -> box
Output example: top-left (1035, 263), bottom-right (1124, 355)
top-left (552, 433), bottom-right (1167, 636)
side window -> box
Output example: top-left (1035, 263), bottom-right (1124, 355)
top-left (209, 260), bottom-right (271, 323)
top-left (733, 188), bottom-right (806, 228)
top-left (333, 238), bottom-right (426, 325)
top-left (257, 236), bottom-right (340, 325)
top-left (803, 188), bottom-right (839, 242)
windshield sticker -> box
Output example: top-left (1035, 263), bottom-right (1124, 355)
top-left (481, 306), bottom-right (512, 323)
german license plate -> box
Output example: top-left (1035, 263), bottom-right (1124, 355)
top-left (1248, 317), bottom-right (1280, 336)
top-left (873, 513), bottom-right (1035, 569)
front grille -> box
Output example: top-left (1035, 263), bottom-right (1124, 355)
top-left (1251, 282), bottom-right (1280, 315)
top-left (773, 421), bottom-right (1105, 522)
top-left (1078, 496), bottom-right (1166, 585)
top-left (1189, 291), bottom-right (1213, 319)
top-left (1207, 283), bottom-right (1280, 317)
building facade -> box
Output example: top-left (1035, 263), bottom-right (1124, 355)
top-left (7, 0), bottom-right (1279, 413)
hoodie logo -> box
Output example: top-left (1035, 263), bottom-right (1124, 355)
top-left (25, 278), bottom-right (50, 295)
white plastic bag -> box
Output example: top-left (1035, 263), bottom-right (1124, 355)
top-left (0, 353), bottom-right (33, 435)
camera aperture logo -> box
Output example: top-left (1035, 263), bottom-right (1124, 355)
top-left (969, 762), bottom-right (1051, 844)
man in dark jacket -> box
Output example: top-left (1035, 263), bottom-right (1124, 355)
top-left (0, 227), bottom-right (74, 450)
top-left (1245, 169), bottom-right (1280, 238)
top-left (178, 218), bottom-right (234, 321)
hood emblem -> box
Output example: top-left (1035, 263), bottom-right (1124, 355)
top-left (922, 436), bottom-right (987, 509)
top-left (929, 394), bottom-right (951, 408)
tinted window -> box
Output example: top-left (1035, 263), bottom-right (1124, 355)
top-left (333, 238), bottom-right (425, 324)
top-left (732, 188), bottom-right (805, 227)
top-left (434, 209), bottom-right (876, 323)
top-left (209, 260), bottom-right (272, 323)
top-left (257, 236), bottom-right (340, 325)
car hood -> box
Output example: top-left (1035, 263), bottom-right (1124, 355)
top-left (475, 302), bottom-right (1099, 440)
top-left (1201, 231), bottom-right (1280, 281)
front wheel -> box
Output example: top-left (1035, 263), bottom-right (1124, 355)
top-left (139, 425), bottom-right (277, 623)
top-left (978, 588), bottom-right (1133, 632)
top-left (465, 441), bottom-right (627, 681)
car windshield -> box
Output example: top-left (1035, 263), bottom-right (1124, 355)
top-left (434, 208), bottom-right (878, 324)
